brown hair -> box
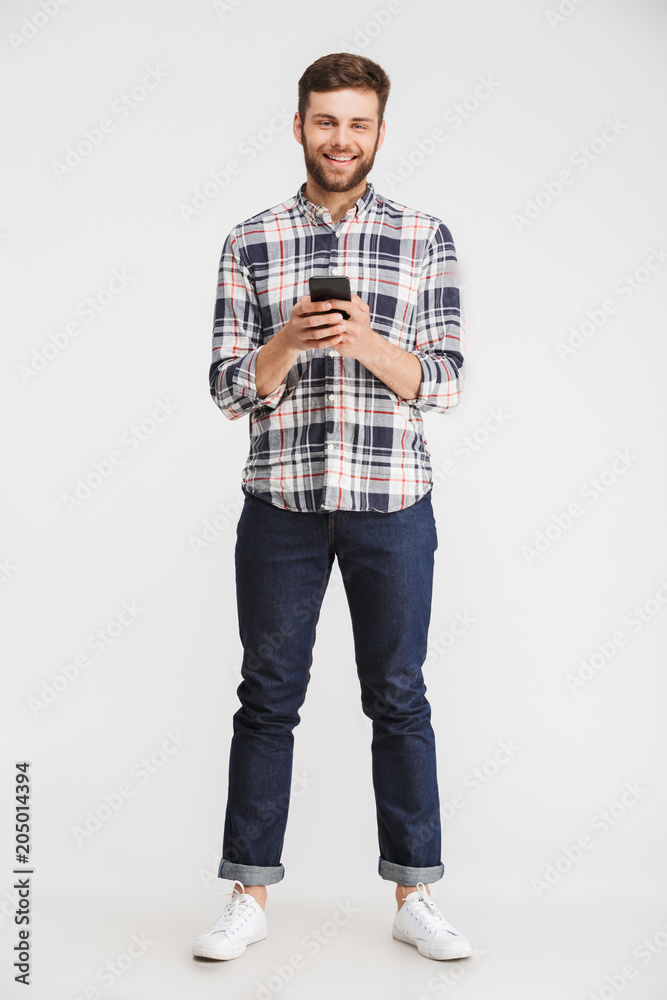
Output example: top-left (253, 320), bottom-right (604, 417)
top-left (298, 53), bottom-right (391, 126)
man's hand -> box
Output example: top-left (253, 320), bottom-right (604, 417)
top-left (257, 292), bottom-right (422, 402)
top-left (327, 294), bottom-right (423, 401)
top-left (325, 295), bottom-right (380, 362)
top-left (255, 296), bottom-right (344, 397)
top-left (280, 296), bottom-right (345, 353)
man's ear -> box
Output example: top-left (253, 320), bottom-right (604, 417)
top-left (376, 118), bottom-right (386, 152)
top-left (293, 112), bottom-right (303, 146)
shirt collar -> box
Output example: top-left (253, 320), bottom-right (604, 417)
top-left (295, 181), bottom-right (375, 227)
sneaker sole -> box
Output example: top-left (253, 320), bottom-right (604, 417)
top-left (392, 925), bottom-right (472, 960)
top-left (192, 928), bottom-right (268, 961)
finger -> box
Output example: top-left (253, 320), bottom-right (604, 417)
top-left (301, 302), bottom-right (337, 320)
top-left (297, 296), bottom-right (332, 313)
top-left (306, 312), bottom-right (342, 328)
top-left (304, 334), bottom-right (342, 350)
top-left (309, 320), bottom-right (343, 338)
top-left (328, 300), bottom-right (354, 319)
top-left (350, 295), bottom-right (368, 312)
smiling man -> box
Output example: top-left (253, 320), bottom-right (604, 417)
top-left (193, 52), bottom-right (471, 965)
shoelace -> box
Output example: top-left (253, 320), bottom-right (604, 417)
top-left (209, 880), bottom-right (252, 931)
top-left (411, 882), bottom-right (457, 935)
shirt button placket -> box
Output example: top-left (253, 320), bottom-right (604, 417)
top-left (325, 227), bottom-right (337, 480)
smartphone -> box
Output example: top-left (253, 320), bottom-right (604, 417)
top-left (309, 275), bottom-right (351, 321)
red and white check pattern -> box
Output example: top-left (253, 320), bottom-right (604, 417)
top-left (209, 182), bottom-right (465, 512)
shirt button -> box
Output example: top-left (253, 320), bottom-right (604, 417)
top-left (331, 267), bottom-right (340, 275)
top-left (328, 393), bottom-right (334, 401)
top-left (328, 350), bottom-right (335, 357)
top-left (335, 232), bottom-right (341, 239)
top-left (327, 444), bottom-right (335, 451)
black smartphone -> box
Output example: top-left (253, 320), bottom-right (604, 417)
top-left (309, 275), bottom-right (351, 321)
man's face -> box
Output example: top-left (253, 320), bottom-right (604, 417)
top-left (294, 87), bottom-right (386, 193)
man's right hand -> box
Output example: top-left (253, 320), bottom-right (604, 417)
top-left (279, 296), bottom-right (344, 354)
top-left (255, 297), bottom-right (345, 399)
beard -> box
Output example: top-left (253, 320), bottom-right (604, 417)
top-left (301, 130), bottom-right (381, 193)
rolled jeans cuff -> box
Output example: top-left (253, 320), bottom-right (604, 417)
top-left (219, 858), bottom-right (285, 886)
top-left (378, 857), bottom-right (444, 885)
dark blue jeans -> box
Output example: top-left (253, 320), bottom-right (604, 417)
top-left (218, 488), bottom-right (445, 887)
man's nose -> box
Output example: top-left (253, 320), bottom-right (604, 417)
top-left (330, 127), bottom-right (350, 147)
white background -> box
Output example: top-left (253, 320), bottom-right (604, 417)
top-left (2, 0), bottom-right (667, 997)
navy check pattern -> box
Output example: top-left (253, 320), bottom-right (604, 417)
top-left (209, 181), bottom-right (465, 512)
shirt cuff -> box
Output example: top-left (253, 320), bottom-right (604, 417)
top-left (233, 347), bottom-right (288, 409)
top-left (403, 353), bottom-right (453, 410)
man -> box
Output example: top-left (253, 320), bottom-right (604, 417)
top-left (193, 53), bottom-right (472, 964)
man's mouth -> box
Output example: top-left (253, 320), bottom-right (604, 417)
top-left (323, 153), bottom-right (358, 165)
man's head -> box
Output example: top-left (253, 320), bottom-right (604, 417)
top-left (297, 53), bottom-right (391, 128)
top-left (294, 53), bottom-right (391, 194)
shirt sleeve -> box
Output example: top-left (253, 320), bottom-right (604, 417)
top-left (208, 231), bottom-right (289, 420)
top-left (401, 222), bottom-right (466, 413)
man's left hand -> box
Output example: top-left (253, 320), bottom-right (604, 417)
top-left (325, 295), bottom-right (382, 363)
top-left (325, 294), bottom-right (422, 400)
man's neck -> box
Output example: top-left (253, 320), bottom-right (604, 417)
top-left (303, 177), bottom-right (368, 225)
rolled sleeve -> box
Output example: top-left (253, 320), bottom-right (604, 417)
top-left (209, 232), bottom-right (288, 420)
top-left (407, 222), bottom-right (466, 414)
top-left (213, 346), bottom-right (288, 421)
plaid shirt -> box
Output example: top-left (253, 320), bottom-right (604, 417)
top-left (209, 181), bottom-right (465, 513)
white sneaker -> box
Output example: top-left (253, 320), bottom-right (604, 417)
top-left (193, 880), bottom-right (268, 960)
top-left (392, 882), bottom-right (472, 960)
